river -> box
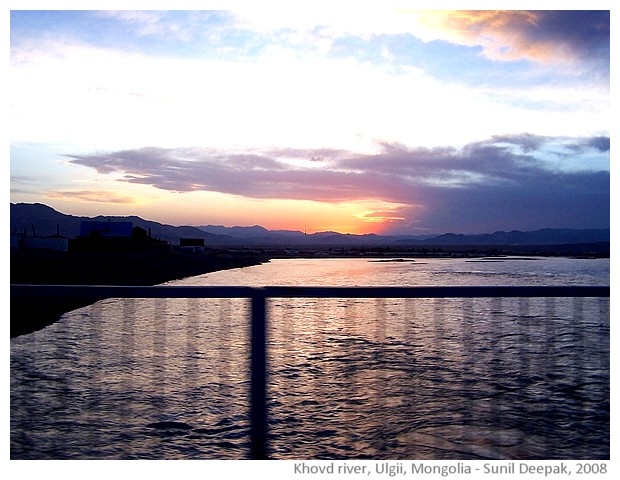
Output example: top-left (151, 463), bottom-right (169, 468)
top-left (10, 256), bottom-right (610, 459)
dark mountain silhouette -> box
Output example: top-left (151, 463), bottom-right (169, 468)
top-left (199, 224), bottom-right (304, 238)
top-left (10, 203), bottom-right (238, 245)
top-left (10, 202), bottom-right (610, 247)
top-left (397, 229), bottom-right (610, 246)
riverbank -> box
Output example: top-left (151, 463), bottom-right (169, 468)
top-left (10, 249), bottom-right (269, 337)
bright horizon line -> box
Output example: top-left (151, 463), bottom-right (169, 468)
top-left (12, 201), bottom-right (610, 238)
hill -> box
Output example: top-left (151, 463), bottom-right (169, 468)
top-left (10, 202), bottom-right (610, 248)
top-left (10, 203), bottom-right (238, 245)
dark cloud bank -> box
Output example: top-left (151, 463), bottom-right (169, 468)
top-left (67, 134), bottom-right (609, 234)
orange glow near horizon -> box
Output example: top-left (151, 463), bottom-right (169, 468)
top-left (39, 187), bottom-right (409, 235)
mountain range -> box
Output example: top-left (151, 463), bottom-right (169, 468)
top-left (10, 202), bottom-right (610, 248)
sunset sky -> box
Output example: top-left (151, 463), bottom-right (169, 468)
top-left (9, 5), bottom-right (610, 235)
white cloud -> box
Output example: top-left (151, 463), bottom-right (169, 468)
top-left (10, 9), bottom-right (609, 153)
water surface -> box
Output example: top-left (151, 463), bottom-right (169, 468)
top-left (11, 257), bottom-right (610, 459)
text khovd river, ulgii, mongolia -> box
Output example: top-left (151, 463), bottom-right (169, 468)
top-left (293, 461), bottom-right (580, 477)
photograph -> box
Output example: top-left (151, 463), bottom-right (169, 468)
top-left (7, 1), bottom-right (612, 477)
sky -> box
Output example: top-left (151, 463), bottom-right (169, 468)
top-left (8, 3), bottom-right (611, 235)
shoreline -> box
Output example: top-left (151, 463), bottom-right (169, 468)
top-left (10, 249), bottom-right (269, 338)
top-left (10, 245), bottom-right (608, 338)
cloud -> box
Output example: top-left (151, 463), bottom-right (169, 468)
top-left (46, 189), bottom-right (141, 205)
top-left (411, 11), bottom-right (609, 66)
top-left (10, 11), bottom-right (608, 154)
top-left (94, 11), bottom-right (235, 42)
top-left (353, 207), bottom-right (408, 224)
top-left (88, 10), bottom-right (608, 76)
top-left (68, 147), bottom-right (376, 203)
top-left (66, 134), bottom-right (609, 233)
top-left (235, 9), bottom-right (609, 62)
top-left (96, 11), bottom-right (169, 32)
top-left (583, 136), bottom-right (610, 152)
